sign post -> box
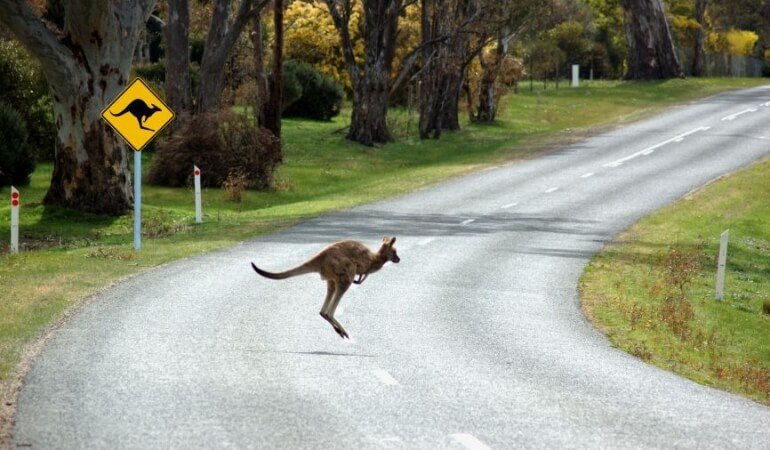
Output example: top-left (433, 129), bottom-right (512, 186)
top-left (194, 165), bottom-right (202, 224)
top-left (101, 78), bottom-right (174, 251)
top-left (10, 186), bottom-right (19, 254)
top-left (715, 229), bottom-right (729, 300)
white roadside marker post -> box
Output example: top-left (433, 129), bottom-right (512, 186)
top-left (715, 229), bottom-right (729, 300)
top-left (571, 64), bottom-right (579, 88)
top-left (194, 165), bottom-right (202, 224)
top-left (10, 186), bottom-right (19, 254)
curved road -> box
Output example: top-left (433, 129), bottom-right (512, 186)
top-left (13, 87), bottom-right (770, 449)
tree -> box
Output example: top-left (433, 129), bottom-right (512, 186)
top-left (691, 0), bottom-right (708, 76)
top-left (165, 0), bottom-right (193, 127)
top-left (619, 0), bottom-right (684, 79)
top-left (323, 0), bottom-right (405, 146)
top-left (196, 0), bottom-right (269, 112)
top-left (0, 0), bottom-right (157, 214)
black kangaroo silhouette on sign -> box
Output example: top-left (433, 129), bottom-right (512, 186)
top-left (110, 99), bottom-right (162, 132)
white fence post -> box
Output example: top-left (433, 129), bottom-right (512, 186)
top-left (715, 229), bottom-right (729, 300)
top-left (10, 186), bottom-right (19, 254)
top-left (194, 165), bottom-right (202, 224)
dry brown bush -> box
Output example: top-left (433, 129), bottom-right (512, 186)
top-left (149, 110), bottom-right (281, 190)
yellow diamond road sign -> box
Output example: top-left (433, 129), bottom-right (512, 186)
top-left (101, 78), bottom-right (174, 152)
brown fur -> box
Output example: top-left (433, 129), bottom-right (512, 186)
top-left (251, 237), bottom-right (400, 339)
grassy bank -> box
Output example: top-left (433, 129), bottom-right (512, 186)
top-left (1, 79), bottom-right (768, 429)
top-left (580, 157), bottom-right (770, 405)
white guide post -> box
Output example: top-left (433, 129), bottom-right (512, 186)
top-left (194, 165), bottom-right (202, 224)
top-left (715, 229), bottom-right (729, 300)
top-left (571, 64), bottom-right (580, 88)
top-left (10, 186), bottom-right (19, 254)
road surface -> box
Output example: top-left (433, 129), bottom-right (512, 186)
top-left (13, 87), bottom-right (770, 449)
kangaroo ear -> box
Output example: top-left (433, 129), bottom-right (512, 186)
top-left (382, 236), bottom-right (389, 243)
top-left (388, 237), bottom-right (396, 246)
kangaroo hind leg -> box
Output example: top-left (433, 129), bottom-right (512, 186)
top-left (320, 281), bottom-right (346, 338)
top-left (326, 278), bottom-right (352, 339)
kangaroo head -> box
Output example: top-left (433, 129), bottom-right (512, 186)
top-left (151, 104), bottom-right (161, 112)
top-left (379, 236), bottom-right (400, 263)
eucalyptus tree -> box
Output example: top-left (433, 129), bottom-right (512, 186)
top-left (0, 0), bottom-right (157, 214)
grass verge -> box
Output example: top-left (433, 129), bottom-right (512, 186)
top-left (0, 78), bottom-right (768, 442)
top-left (580, 158), bottom-right (770, 405)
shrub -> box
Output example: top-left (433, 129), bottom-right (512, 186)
top-left (133, 62), bottom-right (166, 84)
top-left (0, 103), bottom-right (35, 187)
top-left (0, 40), bottom-right (56, 161)
top-left (148, 110), bottom-right (281, 190)
top-left (282, 60), bottom-right (343, 121)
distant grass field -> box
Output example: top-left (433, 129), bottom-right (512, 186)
top-left (0, 78), bottom-right (768, 420)
top-left (580, 158), bottom-right (770, 405)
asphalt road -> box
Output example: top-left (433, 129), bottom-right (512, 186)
top-left (13, 87), bottom-right (770, 449)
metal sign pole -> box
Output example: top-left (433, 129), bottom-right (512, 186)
top-left (134, 151), bottom-right (142, 251)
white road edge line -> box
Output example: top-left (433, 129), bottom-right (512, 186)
top-left (581, 172), bottom-right (594, 178)
top-left (500, 202), bottom-right (518, 209)
top-left (372, 369), bottom-right (399, 386)
top-left (721, 108), bottom-right (757, 121)
top-left (460, 219), bottom-right (475, 225)
top-left (603, 126), bottom-right (710, 168)
top-left (450, 433), bottom-right (493, 450)
top-left (545, 187), bottom-right (559, 193)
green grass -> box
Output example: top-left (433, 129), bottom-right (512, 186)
top-left (0, 77), bottom-right (768, 398)
top-left (580, 158), bottom-right (770, 405)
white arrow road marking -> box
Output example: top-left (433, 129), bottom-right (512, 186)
top-left (603, 126), bottom-right (710, 168)
top-left (372, 369), bottom-right (399, 386)
top-left (450, 433), bottom-right (493, 450)
top-left (721, 108), bottom-right (757, 121)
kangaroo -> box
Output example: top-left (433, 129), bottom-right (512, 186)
top-left (251, 237), bottom-right (400, 339)
top-left (110, 99), bottom-right (162, 132)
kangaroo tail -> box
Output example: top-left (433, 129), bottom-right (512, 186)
top-left (110, 106), bottom-right (131, 116)
top-left (251, 262), bottom-right (314, 280)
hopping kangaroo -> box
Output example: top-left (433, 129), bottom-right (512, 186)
top-left (251, 237), bottom-right (400, 339)
top-left (111, 99), bottom-right (162, 132)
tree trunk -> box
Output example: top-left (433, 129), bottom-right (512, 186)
top-left (619, 0), bottom-right (684, 79)
top-left (0, 0), bottom-right (156, 215)
top-left (691, 0), bottom-right (707, 77)
top-left (324, 0), bottom-right (399, 146)
top-left (476, 37), bottom-right (507, 122)
top-left (251, 15), bottom-right (269, 127)
top-left (197, 0), bottom-right (265, 112)
top-left (264, 0), bottom-right (284, 138)
top-left (165, 0), bottom-right (192, 130)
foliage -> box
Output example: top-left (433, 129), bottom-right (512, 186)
top-left (0, 39), bottom-right (55, 161)
top-left (708, 29), bottom-right (759, 56)
top-left (282, 61), bottom-right (343, 121)
top-left (0, 103), bottom-right (35, 187)
top-left (133, 62), bottom-right (166, 83)
top-left (148, 110), bottom-right (281, 190)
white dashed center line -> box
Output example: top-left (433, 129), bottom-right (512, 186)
top-left (581, 172), bottom-right (595, 178)
top-left (603, 126), bottom-right (710, 168)
top-left (450, 433), bottom-right (493, 450)
top-left (544, 187), bottom-right (559, 193)
top-left (721, 108), bottom-right (757, 121)
top-left (500, 202), bottom-right (518, 209)
top-left (460, 219), bottom-right (475, 225)
top-left (372, 369), bottom-right (399, 386)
